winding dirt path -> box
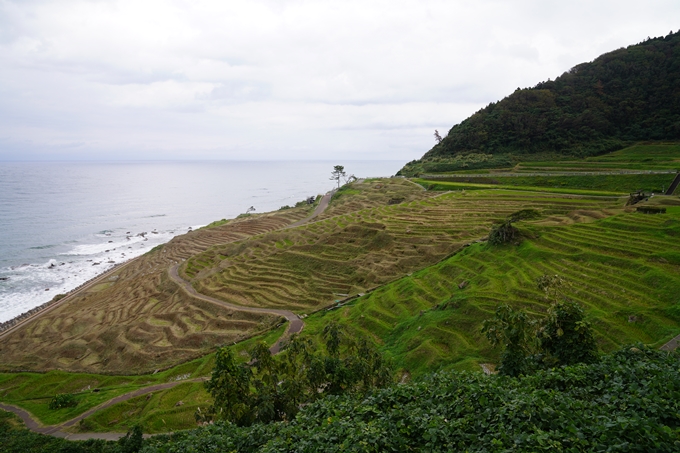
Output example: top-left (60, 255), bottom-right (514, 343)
top-left (284, 190), bottom-right (334, 229)
top-left (0, 379), bottom-right (206, 440)
top-left (168, 265), bottom-right (304, 354)
top-left (1, 190), bottom-right (334, 441)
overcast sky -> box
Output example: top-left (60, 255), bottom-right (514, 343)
top-left (0, 0), bottom-right (678, 162)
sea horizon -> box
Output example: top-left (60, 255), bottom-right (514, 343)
top-left (0, 159), bottom-right (404, 323)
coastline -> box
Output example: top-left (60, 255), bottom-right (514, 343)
top-left (0, 257), bottom-right (137, 339)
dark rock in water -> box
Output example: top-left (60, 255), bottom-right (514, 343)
top-left (108, 240), bottom-right (113, 243)
top-left (107, 261), bottom-right (115, 264)
top-left (45, 288), bottom-right (49, 291)
top-left (92, 262), bottom-right (100, 266)
top-left (48, 263), bottom-right (56, 269)
top-left (0, 277), bottom-right (8, 281)
top-left (105, 250), bottom-right (110, 252)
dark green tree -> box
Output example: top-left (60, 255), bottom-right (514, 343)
top-left (203, 347), bottom-right (252, 425)
top-left (118, 425), bottom-right (143, 453)
top-left (200, 323), bottom-right (393, 426)
top-left (330, 165), bottom-right (347, 189)
top-left (539, 299), bottom-right (598, 365)
top-left (481, 304), bottom-right (536, 376)
top-left (483, 275), bottom-right (599, 375)
top-left (399, 31), bottom-right (680, 177)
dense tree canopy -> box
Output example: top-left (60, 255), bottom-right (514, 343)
top-left (400, 31), bottom-right (680, 175)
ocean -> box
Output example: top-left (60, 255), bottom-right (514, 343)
top-left (0, 160), bottom-right (403, 323)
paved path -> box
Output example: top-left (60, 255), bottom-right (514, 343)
top-left (284, 191), bottom-right (334, 229)
top-left (660, 334), bottom-right (680, 351)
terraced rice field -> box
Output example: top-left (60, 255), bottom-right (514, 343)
top-left (516, 143), bottom-right (680, 172)
top-left (0, 207), bottom-right (311, 374)
top-left (305, 202), bottom-right (680, 376)
top-left (184, 180), bottom-right (626, 314)
top-left (316, 178), bottom-right (431, 220)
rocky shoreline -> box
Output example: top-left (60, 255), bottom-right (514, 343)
top-left (0, 260), bottom-right (129, 334)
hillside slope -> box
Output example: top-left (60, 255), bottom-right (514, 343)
top-left (400, 31), bottom-right (680, 176)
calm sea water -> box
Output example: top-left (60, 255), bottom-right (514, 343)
top-left (0, 160), bottom-right (403, 322)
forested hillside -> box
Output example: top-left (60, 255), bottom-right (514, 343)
top-left (400, 31), bottom-right (680, 175)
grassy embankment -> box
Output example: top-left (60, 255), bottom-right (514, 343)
top-left (414, 144), bottom-right (680, 194)
top-left (515, 143), bottom-right (680, 171)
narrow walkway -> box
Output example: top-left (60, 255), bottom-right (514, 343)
top-left (284, 190), bottom-right (333, 229)
top-left (0, 378), bottom-right (206, 440)
top-left (660, 334), bottom-right (680, 351)
top-left (665, 173), bottom-right (680, 195)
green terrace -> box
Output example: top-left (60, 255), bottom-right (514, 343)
top-left (297, 206), bottom-right (680, 377)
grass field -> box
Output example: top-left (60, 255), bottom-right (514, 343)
top-left (39, 193), bottom-right (680, 431)
top-left (516, 143), bottom-right (680, 172)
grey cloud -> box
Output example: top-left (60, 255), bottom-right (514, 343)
top-left (0, 0), bottom-right (679, 162)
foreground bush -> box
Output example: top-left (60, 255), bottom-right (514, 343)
top-left (48, 393), bottom-right (78, 410)
top-left (143, 345), bottom-right (680, 452)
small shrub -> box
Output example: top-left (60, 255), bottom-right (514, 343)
top-left (637, 206), bottom-right (666, 214)
top-left (488, 220), bottom-right (518, 245)
top-left (49, 393), bottom-right (78, 410)
top-left (507, 208), bottom-right (541, 222)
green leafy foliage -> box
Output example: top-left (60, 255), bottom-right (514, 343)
top-left (487, 209), bottom-right (537, 245)
top-left (539, 300), bottom-right (598, 366)
top-left (202, 347), bottom-right (252, 425)
top-left (200, 322), bottom-right (393, 426)
top-left (48, 393), bottom-right (78, 410)
top-left (483, 275), bottom-right (599, 375)
top-left (487, 220), bottom-right (518, 245)
top-left (118, 425), bottom-right (143, 453)
top-left (481, 304), bottom-right (536, 376)
top-left (139, 345), bottom-right (680, 452)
